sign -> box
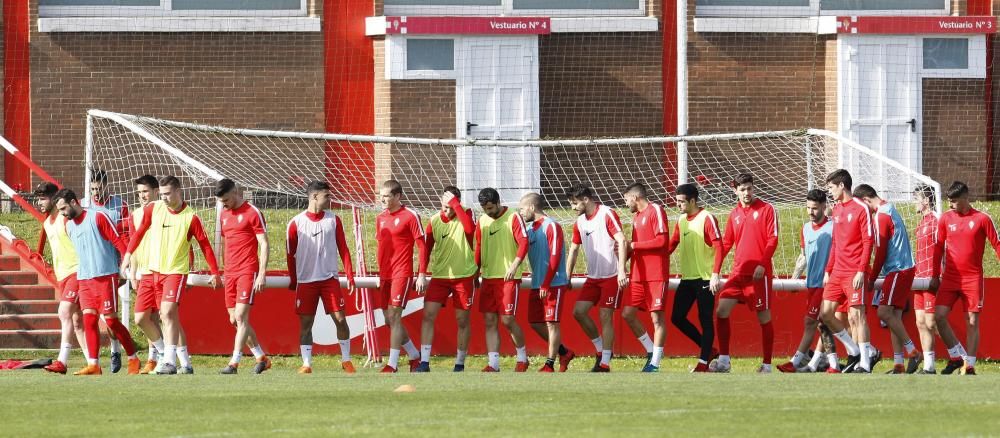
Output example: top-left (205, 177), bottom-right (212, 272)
top-left (837, 16), bottom-right (997, 34)
top-left (384, 16), bottom-right (551, 35)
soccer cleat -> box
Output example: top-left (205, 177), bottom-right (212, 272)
top-left (156, 363), bottom-right (177, 375)
top-left (539, 364), bottom-right (555, 373)
top-left (776, 361), bottom-right (798, 373)
top-left (152, 361), bottom-right (166, 375)
top-left (757, 364), bottom-right (772, 374)
top-left (220, 364), bottom-right (239, 375)
top-left (179, 365), bottom-right (195, 375)
top-left (709, 348), bottom-right (721, 362)
top-left (453, 364), bottom-right (465, 372)
top-left (915, 368), bottom-right (937, 375)
top-left (341, 361), bottom-right (356, 374)
top-left (139, 360), bottom-right (157, 375)
top-left (869, 348), bottom-right (883, 370)
top-left (73, 364), bottom-right (102, 375)
top-left (593, 364), bottom-right (611, 373)
top-left (127, 357), bottom-right (141, 375)
top-left (408, 359), bottom-right (420, 373)
top-left (885, 364), bottom-right (905, 374)
top-left (297, 366), bottom-right (313, 374)
top-left (942, 359), bottom-right (965, 375)
top-left (515, 361), bottom-right (529, 372)
top-left (851, 366), bottom-right (871, 374)
top-left (905, 352), bottom-right (923, 374)
top-left (110, 352), bottom-right (122, 374)
top-left (642, 352), bottom-right (653, 369)
top-left (825, 367), bottom-right (841, 374)
top-left (691, 362), bottom-right (709, 373)
top-left (559, 349), bottom-right (576, 372)
top-left (592, 354), bottom-right (601, 370)
top-left (707, 359), bottom-right (731, 373)
top-left (481, 365), bottom-right (499, 372)
top-left (380, 365), bottom-right (398, 373)
top-left (961, 366), bottom-right (976, 376)
top-left (253, 356), bottom-right (272, 375)
top-left (414, 362), bottom-right (431, 373)
top-left (44, 360), bottom-right (68, 375)
top-left (843, 354), bottom-right (861, 373)
top-left (641, 364), bottom-right (659, 373)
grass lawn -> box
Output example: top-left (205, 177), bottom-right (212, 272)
top-left (0, 351), bottom-right (998, 436)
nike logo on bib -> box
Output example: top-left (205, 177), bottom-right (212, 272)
top-left (312, 231), bottom-right (322, 237)
top-left (489, 230), bottom-right (499, 236)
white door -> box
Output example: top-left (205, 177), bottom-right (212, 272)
top-left (456, 36), bottom-right (540, 205)
top-left (839, 36), bottom-right (921, 197)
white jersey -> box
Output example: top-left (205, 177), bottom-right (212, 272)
top-left (287, 210), bottom-right (343, 284)
top-left (574, 204), bottom-right (622, 279)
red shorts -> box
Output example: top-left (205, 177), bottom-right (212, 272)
top-left (937, 275), bottom-right (984, 313)
top-left (224, 273), bottom-right (257, 308)
top-left (425, 277), bottom-right (475, 310)
top-left (719, 274), bottom-right (771, 312)
top-left (479, 278), bottom-right (519, 316)
top-left (296, 277), bottom-right (345, 315)
top-left (58, 274), bottom-right (80, 304)
top-left (528, 286), bottom-right (565, 323)
top-left (134, 276), bottom-right (158, 313)
top-left (627, 281), bottom-right (668, 312)
top-left (805, 287), bottom-right (823, 320)
top-left (823, 271), bottom-right (866, 307)
top-left (154, 273), bottom-right (188, 305)
top-left (577, 277), bottom-right (621, 309)
top-left (877, 268), bottom-right (915, 308)
top-left (79, 274), bottom-right (119, 315)
top-left (913, 291), bottom-right (936, 313)
top-left (378, 277), bottom-right (412, 309)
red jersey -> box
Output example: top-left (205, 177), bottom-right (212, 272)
top-left (715, 198), bottom-right (778, 276)
top-left (933, 207), bottom-right (1000, 280)
top-left (220, 202), bottom-right (266, 276)
top-left (630, 202), bottom-right (669, 282)
top-left (375, 205), bottom-right (425, 280)
top-left (824, 197), bottom-right (873, 275)
top-left (914, 212), bottom-right (938, 277)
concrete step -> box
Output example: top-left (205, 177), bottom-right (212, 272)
top-left (0, 300), bottom-right (59, 314)
top-left (0, 329), bottom-right (61, 349)
top-left (0, 314), bottom-right (61, 331)
top-left (0, 255), bottom-right (21, 271)
top-left (0, 285), bottom-right (57, 301)
top-left (0, 271), bottom-right (39, 285)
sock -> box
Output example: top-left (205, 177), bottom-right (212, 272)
top-left (806, 351), bottom-right (822, 371)
top-left (152, 339), bottom-right (165, 358)
top-left (230, 351), bottom-right (242, 365)
top-left (859, 342), bottom-right (872, 370)
top-left (947, 344), bottom-right (963, 359)
top-left (250, 345), bottom-right (265, 359)
top-left (637, 332), bottom-right (653, 353)
top-left (388, 349), bottom-right (401, 369)
top-left (924, 351), bottom-right (936, 371)
top-left (163, 345), bottom-right (177, 365)
top-left (827, 353), bottom-right (839, 370)
top-left (58, 343), bottom-right (72, 364)
top-left (558, 344), bottom-right (568, 356)
top-left (339, 340), bottom-right (350, 362)
top-left (545, 358), bottom-right (555, 368)
top-left (420, 344), bottom-right (432, 363)
top-left (956, 344), bottom-right (968, 357)
top-left (717, 317), bottom-right (731, 355)
top-left (402, 340), bottom-right (419, 359)
top-left (903, 340), bottom-right (916, 355)
top-left (719, 354), bottom-right (731, 366)
top-left (833, 330), bottom-right (860, 356)
top-left (761, 322), bottom-right (774, 365)
top-left (105, 319), bottom-right (137, 357)
top-left (82, 313), bottom-right (101, 363)
top-left (176, 346), bottom-right (191, 367)
top-left (110, 339), bottom-right (121, 354)
top-left (651, 347), bottom-right (664, 367)
top-left (516, 347), bottom-right (527, 363)
top-left (893, 353), bottom-right (904, 365)
top-left (759, 363), bottom-right (772, 372)
top-left (600, 350), bottom-right (612, 366)
top-left (791, 351), bottom-right (807, 367)
top-left (148, 344), bottom-right (158, 361)
top-left (488, 352), bottom-right (500, 369)
top-left (300, 345), bottom-right (313, 367)
top-left (965, 356), bottom-right (977, 367)
top-left (591, 337), bottom-right (603, 354)
top-left (456, 349), bottom-right (467, 366)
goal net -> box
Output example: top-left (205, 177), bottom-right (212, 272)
top-left (86, 109), bottom-right (942, 291)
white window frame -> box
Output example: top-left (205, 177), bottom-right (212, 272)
top-left (387, 35), bottom-right (459, 80)
top-left (385, 0), bottom-right (643, 17)
top-left (39, 0), bottom-right (308, 17)
top-left (506, 0), bottom-right (645, 17)
top-left (919, 35), bottom-right (986, 79)
top-left (696, 0), bottom-right (950, 18)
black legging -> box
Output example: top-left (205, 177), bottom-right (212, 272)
top-left (671, 279), bottom-right (715, 362)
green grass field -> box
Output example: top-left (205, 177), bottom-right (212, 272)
top-left (1, 351), bottom-right (999, 436)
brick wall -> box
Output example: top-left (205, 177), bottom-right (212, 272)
top-left (0, 9), bottom-right (5, 179)
top-left (923, 78), bottom-right (988, 197)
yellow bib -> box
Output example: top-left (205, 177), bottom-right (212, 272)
top-left (43, 215), bottom-right (78, 281)
top-left (147, 201), bottom-right (194, 274)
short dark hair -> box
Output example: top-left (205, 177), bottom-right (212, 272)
top-left (825, 169), bottom-right (852, 191)
top-left (521, 192), bottom-right (543, 209)
top-left (806, 189), bottom-right (828, 203)
top-left (478, 187), bottom-right (500, 205)
top-left (306, 180), bottom-right (331, 195)
top-left (946, 181), bottom-right (969, 199)
top-left (159, 175), bottom-right (181, 189)
top-left (33, 182), bottom-right (59, 198)
top-left (134, 175), bottom-right (159, 189)
top-left (914, 184), bottom-right (936, 209)
top-left (90, 169), bottom-right (108, 185)
top-left (852, 184), bottom-right (878, 200)
top-left (676, 183), bottom-right (699, 201)
top-left (624, 182), bottom-right (648, 198)
top-left (565, 183), bottom-right (594, 200)
top-left (382, 179), bottom-right (402, 196)
top-left (53, 188), bottom-right (78, 205)
top-left (443, 185), bottom-right (461, 200)
top-left (732, 173), bottom-right (754, 188)
top-left (214, 178), bottom-right (237, 197)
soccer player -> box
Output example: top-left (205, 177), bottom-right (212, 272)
top-left (55, 189), bottom-right (139, 375)
top-left (710, 173), bottom-right (778, 373)
top-left (127, 175), bottom-right (168, 374)
top-left (667, 183), bottom-right (722, 373)
top-left (476, 187), bottom-right (530, 372)
top-left (122, 176), bottom-right (221, 375)
top-left (777, 189), bottom-right (835, 373)
top-left (88, 169), bottom-right (130, 370)
top-left (622, 183), bottom-right (668, 372)
top-left (216, 179), bottom-right (271, 375)
top-left (930, 181), bottom-right (1000, 375)
top-left (854, 184), bottom-right (922, 374)
top-left (287, 181), bottom-right (356, 374)
top-left (375, 180), bottom-right (424, 373)
top-left (415, 187), bottom-right (476, 372)
top-left (912, 184), bottom-right (939, 373)
top-left (565, 184), bottom-right (628, 372)
top-left (819, 169), bottom-right (869, 373)
top-left (518, 192), bottom-right (575, 372)
top-left (35, 183), bottom-right (87, 374)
